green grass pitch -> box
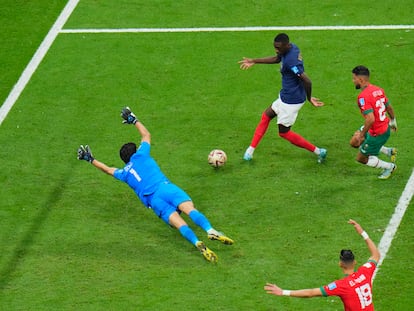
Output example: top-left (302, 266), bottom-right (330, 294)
top-left (1, 1), bottom-right (413, 310)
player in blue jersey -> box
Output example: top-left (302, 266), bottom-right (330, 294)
top-left (239, 33), bottom-right (327, 163)
top-left (77, 107), bottom-right (234, 263)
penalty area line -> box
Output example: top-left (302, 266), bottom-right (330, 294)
top-left (0, 0), bottom-right (80, 126)
top-left (59, 24), bottom-right (414, 34)
top-left (374, 168), bottom-right (414, 279)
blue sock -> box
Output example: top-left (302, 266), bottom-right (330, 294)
top-left (178, 225), bottom-right (199, 246)
top-left (189, 210), bottom-right (212, 231)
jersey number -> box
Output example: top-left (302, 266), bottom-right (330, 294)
top-left (355, 284), bottom-right (372, 309)
top-left (376, 98), bottom-right (387, 121)
top-left (130, 168), bottom-right (142, 182)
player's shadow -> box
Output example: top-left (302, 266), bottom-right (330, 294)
top-left (0, 169), bottom-right (72, 291)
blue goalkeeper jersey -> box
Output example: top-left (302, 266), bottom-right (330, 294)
top-left (113, 142), bottom-right (170, 206)
top-left (279, 43), bottom-right (306, 104)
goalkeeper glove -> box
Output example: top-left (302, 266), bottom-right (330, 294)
top-left (77, 145), bottom-right (94, 163)
top-left (121, 107), bottom-right (138, 124)
top-left (389, 118), bottom-right (397, 131)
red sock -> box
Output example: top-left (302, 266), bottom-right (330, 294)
top-left (250, 113), bottom-right (271, 148)
top-left (279, 130), bottom-right (316, 152)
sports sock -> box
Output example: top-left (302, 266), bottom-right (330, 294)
top-left (189, 210), bottom-right (213, 231)
top-left (250, 113), bottom-right (272, 148)
top-left (245, 146), bottom-right (255, 155)
top-left (279, 130), bottom-right (316, 152)
top-left (178, 225), bottom-right (199, 245)
top-left (366, 156), bottom-right (393, 169)
top-left (207, 228), bottom-right (219, 236)
top-left (380, 146), bottom-right (390, 156)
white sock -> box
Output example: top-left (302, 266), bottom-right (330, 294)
top-left (313, 147), bottom-right (320, 155)
top-left (380, 146), bottom-right (390, 156)
top-left (246, 146), bottom-right (255, 155)
top-left (366, 156), bottom-right (393, 169)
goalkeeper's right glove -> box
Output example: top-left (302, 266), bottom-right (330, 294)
top-left (121, 107), bottom-right (138, 124)
top-left (77, 145), bottom-right (94, 163)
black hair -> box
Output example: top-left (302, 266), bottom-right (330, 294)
top-left (274, 33), bottom-right (290, 44)
top-left (352, 65), bottom-right (370, 77)
top-left (340, 249), bottom-right (355, 263)
top-left (120, 142), bottom-right (137, 164)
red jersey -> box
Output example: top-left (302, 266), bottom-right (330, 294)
top-left (357, 84), bottom-right (389, 136)
top-left (320, 260), bottom-right (377, 311)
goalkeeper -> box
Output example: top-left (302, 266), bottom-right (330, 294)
top-left (77, 107), bottom-right (233, 263)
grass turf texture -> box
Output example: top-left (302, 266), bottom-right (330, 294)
top-left (1, 1), bottom-right (414, 310)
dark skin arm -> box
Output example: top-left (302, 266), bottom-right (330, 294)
top-left (239, 55), bottom-right (323, 107)
top-left (299, 72), bottom-right (323, 107)
top-left (238, 55), bottom-right (281, 68)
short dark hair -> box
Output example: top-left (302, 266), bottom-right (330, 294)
top-left (352, 65), bottom-right (370, 77)
top-left (274, 33), bottom-right (289, 44)
top-left (340, 249), bottom-right (355, 263)
top-left (120, 142), bottom-right (137, 164)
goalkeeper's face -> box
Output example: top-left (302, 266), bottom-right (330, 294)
top-left (120, 142), bottom-right (137, 164)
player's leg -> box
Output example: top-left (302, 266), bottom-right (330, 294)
top-left (380, 145), bottom-right (397, 163)
top-left (179, 201), bottom-right (234, 245)
top-left (357, 131), bottom-right (396, 179)
top-left (243, 105), bottom-right (276, 160)
top-left (276, 101), bottom-right (327, 163)
top-left (168, 212), bottom-right (218, 263)
top-left (168, 212), bottom-right (198, 245)
top-left (149, 186), bottom-right (218, 262)
top-left (278, 124), bottom-right (316, 151)
top-left (150, 196), bottom-right (200, 246)
top-left (158, 183), bottom-right (234, 245)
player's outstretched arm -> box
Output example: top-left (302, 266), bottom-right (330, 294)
top-left (238, 55), bottom-right (280, 69)
top-left (264, 283), bottom-right (322, 298)
top-left (134, 121), bottom-right (151, 144)
top-left (77, 145), bottom-right (117, 176)
top-left (121, 107), bottom-right (151, 143)
top-left (91, 159), bottom-right (117, 176)
top-left (348, 219), bottom-right (380, 263)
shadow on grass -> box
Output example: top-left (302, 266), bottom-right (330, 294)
top-left (0, 170), bottom-right (72, 291)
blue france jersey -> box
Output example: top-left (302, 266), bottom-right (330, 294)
top-left (279, 43), bottom-right (306, 104)
top-left (113, 142), bottom-right (169, 206)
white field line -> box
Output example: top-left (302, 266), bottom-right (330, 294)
top-left (60, 24), bottom-right (414, 33)
top-left (374, 168), bottom-right (414, 279)
top-left (0, 0), bottom-right (80, 126)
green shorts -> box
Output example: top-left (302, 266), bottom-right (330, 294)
top-left (359, 127), bottom-right (390, 156)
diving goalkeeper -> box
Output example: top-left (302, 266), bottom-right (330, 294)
top-left (77, 107), bottom-right (233, 262)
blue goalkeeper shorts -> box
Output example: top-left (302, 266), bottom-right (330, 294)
top-left (146, 182), bottom-right (192, 224)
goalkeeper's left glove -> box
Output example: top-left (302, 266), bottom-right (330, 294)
top-left (389, 118), bottom-right (397, 131)
top-left (77, 145), bottom-right (94, 163)
top-left (121, 107), bottom-right (138, 124)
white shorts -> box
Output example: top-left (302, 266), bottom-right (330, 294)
top-left (271, 97), bottom-right (305, 127)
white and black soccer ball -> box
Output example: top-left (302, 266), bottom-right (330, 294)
top-left (208, 149), bottom-right (227, 168)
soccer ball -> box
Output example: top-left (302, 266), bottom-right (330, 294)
top-left (208, 149), bottom-right (227, 167)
